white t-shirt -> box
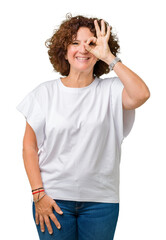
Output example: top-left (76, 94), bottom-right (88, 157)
top-left (16, 76), bottom-right (135, 203)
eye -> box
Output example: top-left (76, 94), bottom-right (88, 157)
top-left (72, 42), bottom-right (95, 46)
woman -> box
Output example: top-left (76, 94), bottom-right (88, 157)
top-left (16, 13), bottom-right (150, 240)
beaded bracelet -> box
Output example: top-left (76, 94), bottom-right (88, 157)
top-left (34, 193), bottom-right (46, 203)
top-left (32, 187), bottom-right (44, 192)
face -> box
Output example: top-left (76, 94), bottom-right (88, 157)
top-left (65, 27), bottom-right (98, 73)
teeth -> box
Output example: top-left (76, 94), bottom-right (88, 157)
top-left (76, 57), bottom-right (89, 60)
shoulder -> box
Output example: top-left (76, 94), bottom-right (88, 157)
top-left (28, 78), bottom-right (59, 111)
top-left (31, 78), bottom-right (58, 96)
top-left (97, 76), bottom-right (120, 89)
top-left (98, 76), bottom-right (124, 90)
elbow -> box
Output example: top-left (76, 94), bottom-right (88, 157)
top-left (139, 81), bottom-right (151, 101)
top-left (131, 88), bottom-right (150, 109)
top-left (139, 86), bottom-right (151, 103)
top-left (22, 146), bottom-right (38, 160)
top-left (134, 90), bottom-right (150, 108)
top-left (143, 89), bottom-right (151, 105)
top-left (143, 91), bottom-right (150, 104)
top-left (144, 87), bottom-right (151, 100)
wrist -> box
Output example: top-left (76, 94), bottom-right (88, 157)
top-left (33, 190), bottom-right (46, 201)
top-left (32, 187), bottom-right (45, 201)
top-left (103, 53), bottom-right (116, 65)
top-left (31, 186), bottom-right (44, 192)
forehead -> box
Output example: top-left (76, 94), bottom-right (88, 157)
top-left (73, 27), bottom-right (94, 40)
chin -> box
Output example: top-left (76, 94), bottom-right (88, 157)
top-left (71, 65), bottom-right (92, 71)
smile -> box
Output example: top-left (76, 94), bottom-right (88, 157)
top-left (76, 57), bottom-right (90, 62)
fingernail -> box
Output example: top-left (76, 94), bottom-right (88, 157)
top-left (58, 225), bottom-right (61, 229)
top-left (49, 231), bottom-right (53, 234)
top-left (59, 210), bottom-right (63, 214)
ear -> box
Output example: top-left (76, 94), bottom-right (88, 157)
top-left (65, 54), bottom-right (67, 60)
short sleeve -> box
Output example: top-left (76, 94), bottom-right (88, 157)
top-left (111, 77), bottom-right (135, 144)
top-left (16, 91), bottom-right (46, 150)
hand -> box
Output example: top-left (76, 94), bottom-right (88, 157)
top-left (34, 193), bottom-right (63, 234)
top-left (84, 19), bottom-right (113, 62)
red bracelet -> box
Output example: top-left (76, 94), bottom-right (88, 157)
top-left (32, 189), bottom-right (45, 195)
top-left (32, 187), bottom-right (44, 192)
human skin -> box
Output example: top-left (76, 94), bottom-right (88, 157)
top-left (63, 19), bottom-right (150, 109)
top-left (84, 19), bottom-right (150, 109)
top-left (23, 122), bottom-right (63, 235)
top-left (22, 18), bottom-right (150, 236)
top-left (62, 26), bottom-right (98, 88)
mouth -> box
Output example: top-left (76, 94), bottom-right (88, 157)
top-left (76, 57), bottom-right (90, 62)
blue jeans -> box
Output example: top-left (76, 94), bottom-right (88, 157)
top-left (32, 199), bottom-right (119, 240)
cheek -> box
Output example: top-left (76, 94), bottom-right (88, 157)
top-left (67, 47), bottom-right (77, 58)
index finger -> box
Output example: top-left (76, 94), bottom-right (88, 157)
top-left (86, 36), bottom-right (97, 45)
top-left (35, 211), bottom-right (39, 225)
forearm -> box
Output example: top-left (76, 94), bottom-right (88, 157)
top-left (104, 53), bottom-right (150, 101)
top-left (22, 147), bottom-right (43, 190)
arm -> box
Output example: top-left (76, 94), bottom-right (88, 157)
top-left (22, 121), bottom-right (63, 234)
top-left (22, 121), bottom-right (43, 193)
top-left (104, 53), bottom-right (151, 110)
top-left (85, 19), bottom-right (150, 110)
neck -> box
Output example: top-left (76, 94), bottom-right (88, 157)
top-left (62, 70), bottom-right (95, 88)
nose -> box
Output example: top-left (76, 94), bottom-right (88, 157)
top-left (79, 43), bottom-right (88, 54)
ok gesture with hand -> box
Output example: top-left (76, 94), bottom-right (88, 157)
top-left (84, 19), bottom-right (114, 62)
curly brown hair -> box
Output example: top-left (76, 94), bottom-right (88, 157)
top-left (45, 13), bottom-right (120, 77)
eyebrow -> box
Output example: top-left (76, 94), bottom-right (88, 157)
top-left (73, 39), bottom-right (88, 42)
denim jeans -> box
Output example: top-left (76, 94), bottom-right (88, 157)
top-left (32, 199), bottom-right (119, 240)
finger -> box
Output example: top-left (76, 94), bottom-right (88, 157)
top-left (49, 212), bottom-right (61, 230)
top-left (39, 215), bottom-right (45, 233)
top-left (86, 36), bottom-right (97, 45)
top-left (53, 201), bottom-right (63, 215)
top-left (84, 42), bottom-right (92, 52)
top-left (94, 19), bottom-right (101, 38)
top-left (101, 19), bottom-right (105, 36)
top-left (35, 212), bottom-right (39, 225)
top-left (44, 215), bottom-right (53, 234)
top-left (105, 24), bottom-right (111, 41)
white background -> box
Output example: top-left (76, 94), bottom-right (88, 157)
top-left (0, 0), bottom-right (166, 239)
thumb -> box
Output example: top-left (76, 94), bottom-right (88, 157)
top-left (53, 201), bottom-right (63, 215)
